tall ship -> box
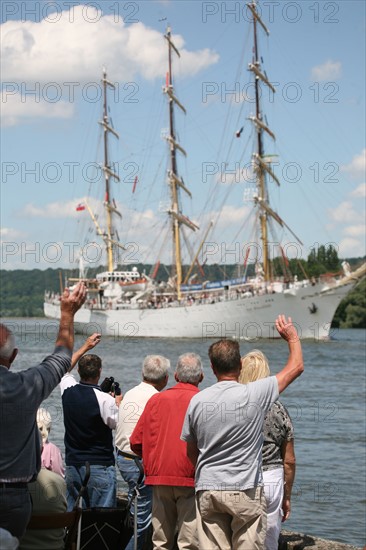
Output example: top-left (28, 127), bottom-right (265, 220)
top-left (44, 7), bottom-right (365, 340)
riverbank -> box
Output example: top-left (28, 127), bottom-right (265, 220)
top-left (281, 530), bottom-right (363, 549)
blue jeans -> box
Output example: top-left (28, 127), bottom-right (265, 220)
top-left (117, 454), bottom-right (152, 550)
top-left (65, 464), bottom-right (116, 511)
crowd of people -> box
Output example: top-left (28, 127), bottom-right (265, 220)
top-left (0, 280), bottom-right (303, 550)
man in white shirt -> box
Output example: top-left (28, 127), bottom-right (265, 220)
top-left (115, 355), bottom-right (170, 550)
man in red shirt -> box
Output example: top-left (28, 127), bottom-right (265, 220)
top-left (130, 352), bottom-right (203, 550)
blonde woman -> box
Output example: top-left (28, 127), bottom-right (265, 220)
top-left (36, 408), bottom-right (65, 478)
top-left (239, 350), bottom-right (295, 550)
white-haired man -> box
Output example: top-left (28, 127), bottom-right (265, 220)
top-left (0, 282), bottom-right (86, 540)
top-left (130, 353), bottom-right (203, 550)
top-left (115, 355), bottom-right (170, 550)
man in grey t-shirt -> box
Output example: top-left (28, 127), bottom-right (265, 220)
top-left (181, 315), bottom-right (303, 549)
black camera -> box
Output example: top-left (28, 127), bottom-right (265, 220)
top-left (100, 376), bottom-right (121, 396)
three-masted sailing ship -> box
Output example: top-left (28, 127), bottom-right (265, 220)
top-left (44, 8), bottom-right (365, 340)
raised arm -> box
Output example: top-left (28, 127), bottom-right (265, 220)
top-left (55, 282), bottom-right (86, 352)
top-left (275, 315), bottom-right (304, 393)
top-left (70, 333), bottom-right (101, 371)
top-left (281, 438), bottom-right (296, 522)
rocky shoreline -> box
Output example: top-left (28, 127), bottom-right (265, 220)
top-left (117, 495), bottom-right (363, 549)
top-left (281, 530), bottom-right (363, 549)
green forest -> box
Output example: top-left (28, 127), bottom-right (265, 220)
top-left (1, 246), bottom-right (365, 329)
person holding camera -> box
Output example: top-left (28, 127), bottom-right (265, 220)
top-left (60, 333), bottom-right (122, 510)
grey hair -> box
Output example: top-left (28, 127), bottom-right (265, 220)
top-left (0, 325), bottom-right (16, 361)
top-left (239, 349), bottom-right (270, 384)
top-left (176, 353), bottom-right (203, 384)
top-left (142, 355), bottom-right (170, 382)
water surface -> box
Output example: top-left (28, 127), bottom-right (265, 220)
top-left (6, 319), bottom-right (365, 547)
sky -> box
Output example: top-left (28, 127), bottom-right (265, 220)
top-left (1, 0), bottom-right (365, 272)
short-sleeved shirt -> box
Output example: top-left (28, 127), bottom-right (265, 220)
top-left (262, 401), bottom-right (294, 471)
top-left (181, 377), bottom-right (279, 492)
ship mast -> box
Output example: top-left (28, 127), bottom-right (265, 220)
top-left (249, 2), bottom-right (272, 281)
top-left (248, 2), bottom-right (302, 280)
top-left (99, 69), bottom-right (123, 272)
top-left (164, 28), bottom-right (197, 299)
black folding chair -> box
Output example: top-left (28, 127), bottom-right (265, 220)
top-left (78, 452), bottom-right (144, 550)
top-left (78, 505), bottom-right (132, 549)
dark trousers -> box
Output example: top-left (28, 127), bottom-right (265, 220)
top-left (0, 485), bottom-right (32, 539)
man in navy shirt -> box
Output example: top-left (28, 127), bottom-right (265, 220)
top-left (0, 282), bottom-right (86, 539)
top-left (61, 334), bottom-right (121, 510)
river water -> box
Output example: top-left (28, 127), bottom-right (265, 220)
top-left (4, 319), bottom-right (365, 547)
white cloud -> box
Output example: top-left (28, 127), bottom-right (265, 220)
top-left (1, 8), bottom-right (219, 84)
top-left (350, 183), bottom-right (366, 198)
top-left (328, 201), bottom-right (362, 223)
top-left (338, 237), bottom-right (365, 258)
top-left (344, 225), bottom-right (366, 237)
top-left (180, 47), bottom-right (220, 78)
top-left (119, 204), bottom-right (253, 264)
top-left (341, 149), bottom-right (366, 181)
top-left (13, 199), bottom-right (167, 262)
top-left (216, 205), bottom-right (252, 227)
top-left (17, 197), bottom-right (100, 219)
top-left (311, 60), bottom-right (342, 81)
top-left (0, 227), bottom-right (25, 239)
top-left (197, 205), bottom-right (253, 257)
top-left (124, 208), bottom-right (159, 238)
top-left (0, 90), bottom-right (74, 127)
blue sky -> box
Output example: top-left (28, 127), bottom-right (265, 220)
top-left (1, 0), bottom-right (365, 271)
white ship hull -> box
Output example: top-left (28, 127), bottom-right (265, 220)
top-left (44, 277), bottom-right (356, 340)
